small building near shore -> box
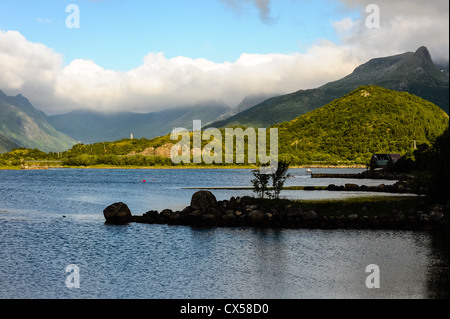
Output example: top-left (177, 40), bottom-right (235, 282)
top-left (369, 153), bottom-right (401, 170)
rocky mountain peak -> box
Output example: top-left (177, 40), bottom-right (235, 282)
top-left (413, 46), bottom-right (432, 62)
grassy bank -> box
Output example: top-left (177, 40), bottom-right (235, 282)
top-left (250, 195), bottom-right (448, 226)
top-left (0, 165), bottom-right (22, 170)
top-left (291, 196), bottom-right (431, 218)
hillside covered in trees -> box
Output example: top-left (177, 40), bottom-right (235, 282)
top-left (1, 86), bottom-right (448, 168)
top-left (276, 86), bottom-right (449, 165)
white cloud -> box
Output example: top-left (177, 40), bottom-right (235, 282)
top-left (0, 30), bottom-right (359, 114)
top-left (0, 30), bottom-right (62, 105)
top-left (334, 0), bottom-right (449, 62)
top-left (0, 0), bottom-right (448, 115)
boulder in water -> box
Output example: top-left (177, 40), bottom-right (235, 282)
top-left (103, 202), bottom-right (132, 224)
top-left (190, 191), bottom-right (217, 210)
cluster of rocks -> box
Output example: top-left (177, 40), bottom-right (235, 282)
top-left (356, 169), bottom-right (413, 181)
top-left (103, 191), bottom-right (447, 231)
top-left (127, 143), bottom-right (174, 157)
top-left (324, 181), bottom-right (413, 193)
top-left (320, 207), bottom-right (446, 231)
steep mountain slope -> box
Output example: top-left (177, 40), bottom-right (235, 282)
top-left (0, 90), bottom-right (76, 152)
top-left (211, 47), bottom-right (449, 128)
top-left (0, 133), bottom-right (20, 154)
top-left (48, 101), bottom-right (231, 144)
top-left (212, 93), bottom-right (278, 123)
top-left (232, 93), bottom-right (279, 115)
top-left (275, 86), bottom-right (449, 165)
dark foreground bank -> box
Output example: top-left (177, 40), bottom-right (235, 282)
top-left (104, 191), bottom-right (448, 231)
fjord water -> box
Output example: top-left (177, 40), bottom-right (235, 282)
top-left (0, 168), bottom-right (448, 299)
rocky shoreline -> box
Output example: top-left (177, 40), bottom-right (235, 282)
top-left (311, 170), bottom-right (413, 181)
top-left (323, 180), bottom-right (412, 193)
top-left (103, 191), bottom-right (448, 231)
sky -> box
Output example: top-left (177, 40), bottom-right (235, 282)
top-left (0, 0), bottom-right (448, 115)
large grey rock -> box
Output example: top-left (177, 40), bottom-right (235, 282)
top-left (190, 191), bottom-right (217, 210)
top-left (103, 202), bottom-right (132, 224)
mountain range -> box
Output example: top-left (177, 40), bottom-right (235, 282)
top-left (0, 46), bottom-right (448, 154)
top-left (47, 101), bottom-right (232, 144)
top-left (11, 85), bottom-right (445, 169)
top-left (47, 94), bottom-right (282, 145)
top-left (209, 46), bottom-right (449, 129)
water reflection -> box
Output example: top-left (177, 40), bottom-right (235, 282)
top-left (251, 228), bottom-right (290, 298)
top-left (426, 231), bottom-right (449, 299)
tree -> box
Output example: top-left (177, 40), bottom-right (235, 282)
top-left (390, 125), bottom-right (449, 202)
top-left (251, 166), bottom-right (270, 199)
top-left (251, 161), bottom-right (291, 199)
top-left (270, 161), bottom-right (291, 199)
top-left (426, 126), bottom-right (449, 202)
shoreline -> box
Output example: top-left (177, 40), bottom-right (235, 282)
top-left (1, 164), bottom-right (368, 171)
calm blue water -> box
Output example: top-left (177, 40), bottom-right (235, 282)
top-left (0, 168), bottom-right (448, 299)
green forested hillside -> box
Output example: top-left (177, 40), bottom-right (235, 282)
top-left (0, 135), bottom-right (174, 167)
top-left (2, 86), bottom-right (448, 168)
top-left (276, 86), bottom-right (449, 165)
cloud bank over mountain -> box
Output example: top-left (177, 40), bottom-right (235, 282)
top-left (335, 0), bottom-right (449, 62)
top-left (0, 30), bottom-right (360, 114)
top-left (0, 0), bottom-right (448, 115)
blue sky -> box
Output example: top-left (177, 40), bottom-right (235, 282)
top-left (0, 0), bottom-right (448, 114)
top-left (0, 0), bottom-right (357, 70)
